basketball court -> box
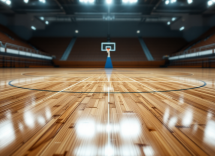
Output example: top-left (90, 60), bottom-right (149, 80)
top-left (1, 67), bottom-right (215, 155)
top-left (1, 0), bottom-right (215, 155)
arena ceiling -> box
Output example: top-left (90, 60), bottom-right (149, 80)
top-left (0, 0), bottom-right (214, 23)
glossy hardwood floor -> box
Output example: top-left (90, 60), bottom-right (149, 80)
top-left (0, 68), bottom-right (215, 156)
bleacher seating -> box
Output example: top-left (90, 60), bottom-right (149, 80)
top-left (170, 27), bottom-right (215, 58)
top-left (29, 37), bottom-right (72, 60)
top-left (0, 24), bottom-right (33, 48)
top-left (143, 38), bottom-right (187, 60)
top-left (110, 38), bottom-right (147, 61)
top-left (191, 34), bottom-right (215, 49)
top-left (68, 38), bottom-right (147, 62)
top-left (68, 38), bottom-right (107, 61)
top-left (0, 25), bottom-right (52, 60)
top-left (181, 26), bottom-right (215, 51)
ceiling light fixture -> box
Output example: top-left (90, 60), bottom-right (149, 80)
top-left (187, 0), bottom-right (193, 4)
top-left (1, 0), bottom-right (11, 5)
top-left (122, 0), bottom-right (137, 4)
top-left (172, 17), bottom-right (176, 21)
top-left (165, 0), bottom-right (169, 5)
top-left (106, 0), bottom-right (112, 4)
top-left (39, 0), bottom-right (46, 3)
top-left (208, 0), bottom-right (214, 6)
top-left (179, 26), bottom-right (185, 31)
top-left (6, 0), bottom-right (11, 5)
top-left (170, 0), bottom-right (176, 3)
top-left (79, 0), bottom-right (95, 3)
top-left (31, 26), bottom-right (36, 30)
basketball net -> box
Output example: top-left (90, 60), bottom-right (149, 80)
top-left (106, 48), bottom-right (111, 57)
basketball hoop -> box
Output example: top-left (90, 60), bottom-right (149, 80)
top-left (101, 42), bottom-right (116, 58)
top-left (106, 48), bottom-right (110, 52)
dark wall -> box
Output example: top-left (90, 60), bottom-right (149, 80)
top-left (182, 15), bottom-right (215, 42)
top-left (8, 25), bottom-right (32, 40)
top-left (183, 26), bottom-right (210, 42)
top-left (0, 14), bottom-right (9, 26)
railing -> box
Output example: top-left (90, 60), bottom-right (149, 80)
top-left (167, 43), bottom-right (215, 60)
top-left (0, 41), bottom-right (3, 47)
top-left (169, 57), bottom-right (215, 68)
top-left (171, 43), bottom-right (215, 57)
top-left (0, 41), bottom-right (53, 60)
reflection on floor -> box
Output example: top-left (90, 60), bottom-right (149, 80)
top-left (0, 68), bottom-right (215, 156)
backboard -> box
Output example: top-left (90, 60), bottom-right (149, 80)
top-left (101, 42), bottom-right (116, 52)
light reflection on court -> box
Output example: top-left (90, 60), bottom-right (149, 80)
top-left (74, 114), bottom-right (142, 156)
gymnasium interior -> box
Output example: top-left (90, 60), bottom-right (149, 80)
top-left (1, 0), bottom-right (215, 155)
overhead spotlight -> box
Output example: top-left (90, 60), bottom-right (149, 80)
top-left (40, 17), bottom-right (44, 20)
top-left (39, 0), bottom-right (46, 3)
top-left (122, 0), bottom-right (137, 3)
top-left (106, 0), bottom-right (112, 4)
top-left (31, 26), bottom-right (36, 30)
top-left (1, 0), bottom-right (12, 5)
top-left (79, 0), bottom-right (94, 3)
top-left (75, 30), bottom-right (79, 33)
top-left (6, 0), bottom-right (11, 5)
top-left (45, 21), bottom-right (49, 25)
top-left (179, 26), bottom-right (185, 31)
top-left (172, 17), bottom-right (176, 21)
top-left (165, 0), bottom-right (169, 5)
top-left (170, 0), bottom-right (176, 3)
top-left (187, 0), bottom-right (193, 4)
top-left (137, 30), bottom-right (140, 33)
top-left (24, 0), bottom-right (29, 3)
top-left (208, 0), bottom-right (214, 6)
top-left (167, 21), bottom-right (171, 25)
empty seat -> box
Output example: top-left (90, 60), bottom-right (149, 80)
top-left (191, 34), bottom-right (215, 49)
top-left (181, 26), bottom-right (215, 51)
top-left (143, 38), bottom-right (187, 60)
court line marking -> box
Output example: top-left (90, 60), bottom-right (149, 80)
top-left (13, 81), bottom-right (199, 82)
top-left (21, 72), bottom-right (194, 78)
top-left (7, 77), bottom-right (91, 119)
top-left (8, 79), bottom-right (207, 93)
